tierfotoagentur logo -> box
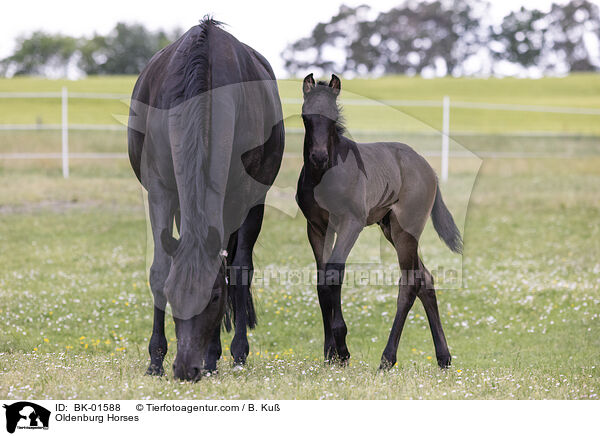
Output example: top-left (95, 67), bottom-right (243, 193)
top-left (2, 402), bottom-right (50, 433)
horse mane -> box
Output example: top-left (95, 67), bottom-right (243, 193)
top-left (199, 15), bottom-right (224, 28)
top-left (181, 17), bottom-right (215, 102)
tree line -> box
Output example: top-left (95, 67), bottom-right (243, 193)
top-left (2, 0), bottom-right (599, 78)
top-left (282, 0), bottom-right (600, 77)
top-left (0, 23), bottom-right (180, 77)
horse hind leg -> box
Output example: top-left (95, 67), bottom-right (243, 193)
top-left (416, 260), bottom-right (451, 368)
top-left (378, 217), bottom-right (420, 370)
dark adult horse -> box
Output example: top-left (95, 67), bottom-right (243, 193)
top-left (128, 18), bottom-right (284, 381)
top-left (296, 74), bottom-right (462, 370)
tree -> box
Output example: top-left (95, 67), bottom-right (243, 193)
top-left (490, 7), bottom-right (547, 69)
top-left (545, 0), bottom-right (600, 72)
top-left (282, 0), bottom-right (600, 77)
top-left (0, 31), bottom-right (78, 77)
top-left (78, 23), bottom-right (175, 75)
top-left (491, 0), bottom-right (600, 74)
top-left (281, 4), bottom-right (370, 76)
top-left (365, 0), bottom-right (484, 75)
top-left (282, 0), bottom-right (488, 77)
top-left (0, 23), bottom-right (179, 77)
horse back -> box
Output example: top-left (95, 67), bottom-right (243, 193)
top-left (128, 20), bottom-right (281, 187)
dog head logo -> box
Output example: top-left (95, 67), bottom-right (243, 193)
top-left (3, 402), bottom-right (50, 433)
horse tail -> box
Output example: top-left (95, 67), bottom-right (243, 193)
top-left (225, 277), bottom-right (258, 330)
top-left (223, 281), bottom-right (233, 333)
top-left (246, 290), bottom-right (257, 329)
top-left (224, 237), bottom-right (258, 330)
top-left (431, 183), bottom-right (463, 254)
top-left (176, 19), bottom-right (212, 239)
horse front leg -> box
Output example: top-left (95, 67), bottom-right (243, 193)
top-left (203, 323), bottom-right (222, 375)
top-left (307, 222), bottom-right (336, 361)
top-left (147, 306), bottom-right (168, 376)
top-left (324, 218), bottom-right (363, 364)
top-left (146, 186), bottom-right (177, 376)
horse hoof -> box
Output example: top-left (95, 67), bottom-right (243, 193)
top-left (338, 354), bottom-right (350, 367)
top-left (232, 364), bottom-right (245, 372)
top-left (437, 355), bottom-right (451, 369)
top-left (201, 369), bottom-right (218, 377)
top-left (232, 356), bottom-right (247, 367)
top-left (146, 364), bottom-right (165, 376)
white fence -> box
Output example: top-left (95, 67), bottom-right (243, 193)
top-left (1, 89), bottom-right (599, 180)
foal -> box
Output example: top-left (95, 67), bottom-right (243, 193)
top-left (296, 74), bottom-right (463, 370)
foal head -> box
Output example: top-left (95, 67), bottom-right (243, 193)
top-left (301, 73), bottom-right (344, 170)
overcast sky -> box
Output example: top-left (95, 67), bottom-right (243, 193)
top-left (2, 0), bottom-right (599, 77)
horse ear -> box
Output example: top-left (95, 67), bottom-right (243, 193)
top-left (303, 73), bottom-right (315, 95)
top-left (161, 228), bottom-right (180, 256)
top-left (329, 74), bottom-right (341, 96)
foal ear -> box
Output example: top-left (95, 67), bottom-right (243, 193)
top-left (329, 74), bottom-right (342, 96)
top-left (303, 73), bottom-right (315, 95)
top-left (329, 74), bottom-right (341, 96)
top-left (161, 228), bottom-right (180, 256)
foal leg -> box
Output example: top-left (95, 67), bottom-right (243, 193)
top-left (146, 185), bottom-right (177, 376)
top-left (229, 204), bottom-right (264, 365)
top-left (307, 222), bottom-right (336, 361)
top-left (325, 218), bottom-right (363, 364)
top-left (379, 219), bottom-right (420, 370)
top-left (417, 259), bottom-right (451, 368)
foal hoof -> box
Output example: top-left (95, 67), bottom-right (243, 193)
top-left (378, 358), bottom-right (396, 371)
top-left (146, 364), bottom-right (165, 377)
top-left (437, 354), bottom-right (452, 369)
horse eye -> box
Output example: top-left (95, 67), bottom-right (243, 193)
top-left (211, 294), bottom-right (220, 303)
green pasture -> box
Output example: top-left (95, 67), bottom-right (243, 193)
top-left (1, 74), bottom-right (600, 134)
top-left (0, 75), bottom-right (598, 399)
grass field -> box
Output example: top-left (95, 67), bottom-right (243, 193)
top-left (0, 75), bottom-right (599, 399)
top-left (1, 74), bottom-right (600, 134)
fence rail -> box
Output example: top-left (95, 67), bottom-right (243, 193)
top-left (1, 89), bottom-right (599, 179)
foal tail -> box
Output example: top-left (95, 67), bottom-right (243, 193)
top-left (431, 184), bottom-right (463, 254)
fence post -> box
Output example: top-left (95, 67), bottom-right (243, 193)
top-left (61, 86), bottom-right (69, 178)
top-left (441, 95), bottom-right (450, 182)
